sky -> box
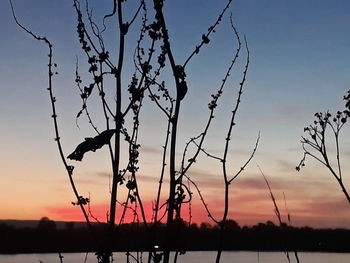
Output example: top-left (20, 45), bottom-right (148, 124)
top-left (1, 0), bottom-right (350, 229)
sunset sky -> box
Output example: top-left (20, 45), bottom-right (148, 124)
top-left (1, 0), bottom-right (350, 229)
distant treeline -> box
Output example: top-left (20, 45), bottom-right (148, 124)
top-left (1, 218), bottom-right (349, 254)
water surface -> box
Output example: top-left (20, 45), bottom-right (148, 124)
top-left (1, 251), bottom-right (350, 263)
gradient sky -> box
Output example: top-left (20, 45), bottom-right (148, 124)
top-left (1, 0), bottom-right (350, 228)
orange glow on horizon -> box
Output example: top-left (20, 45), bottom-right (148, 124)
top-left (42, 192), bottom-right (350, 229)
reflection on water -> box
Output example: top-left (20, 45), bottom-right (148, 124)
top-left (1, 251), bottom-right (350, 263)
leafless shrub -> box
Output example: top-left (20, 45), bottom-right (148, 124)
top-left (10, 0), bottom-right (258, 262)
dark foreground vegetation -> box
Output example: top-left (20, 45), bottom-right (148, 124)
top-left (1, 219), bottom-right (350, 254)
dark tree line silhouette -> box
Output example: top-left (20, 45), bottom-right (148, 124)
top-left (2, 219), bottom-right (350, 254)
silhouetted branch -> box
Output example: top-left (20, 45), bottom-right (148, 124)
top-left (59, 252), bottom-right (64, 263)
top-left (73, 0), bottom-right (114, 69)
top-left (10, 0), bottom-right (99, 250)
top-left (74, 58), bottom-right (100, 133)
top-left (297, 105), bottom-right (350, 203)
top-left (180, 15), bottom-right (243, 178)
top-left (183, 0), bottom-right (233, 68)
top-left (258, 166), bottom-right (291, 263)
top-left (154, 118), bottom-right (172, 224)
top-left (88, 193), bottom-right (102, 224)
top-left (185, 174), bottom-right (220, 225)
top-left (229, 132), bottom-right (260, 184)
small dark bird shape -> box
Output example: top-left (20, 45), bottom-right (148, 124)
top-left (67, 129), bottom-right (116, 161)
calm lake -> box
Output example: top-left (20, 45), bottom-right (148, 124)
top-left (1, 251), bottom-right (350, 263)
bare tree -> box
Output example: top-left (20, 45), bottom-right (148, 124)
top-left (297, 90), bottom-right (350, 203)
top-left (11, 0), bottom-right (257, 262)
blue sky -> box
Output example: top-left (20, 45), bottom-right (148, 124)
top-left (1, 0), bottom-right (350, 228)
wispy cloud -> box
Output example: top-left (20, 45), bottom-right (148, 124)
top-left (96, 172), bottom-right (111, 178)
top-left (275, 159), bottom-right (298, 173)
top-left (73, 179), bottom-right (106, 186)
top-left (293, 198), bottom-right (350, 216)
top-left (139, 145), bottom-right (163, 155)
top-left (273, 104), bottom-right (308, 121)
